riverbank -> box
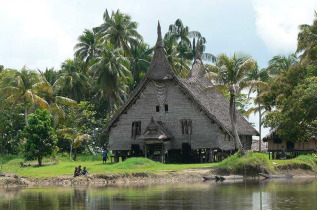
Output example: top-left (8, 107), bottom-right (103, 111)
top-left (1, 152), bottom-right (316, 187)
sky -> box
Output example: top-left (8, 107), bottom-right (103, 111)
top-left (0, 0), bottom-right (316, 137)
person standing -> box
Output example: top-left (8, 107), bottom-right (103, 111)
top-left (281, 146), bottom-right (286, 159)
top-left (102, 149), bottom-right (108, 164)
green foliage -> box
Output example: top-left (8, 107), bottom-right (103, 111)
top-left (219, 151), bottom-right (273, 175)
top-left (23, 109), bottom-right (58, 165)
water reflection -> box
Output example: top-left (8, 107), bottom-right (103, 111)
top-left (0, 178), bottom-right (316, 210)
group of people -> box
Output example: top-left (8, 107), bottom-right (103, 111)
top-left (73, 149), bottom-right (108, 177)
top-left (74, 165), bottom-right (88, 177)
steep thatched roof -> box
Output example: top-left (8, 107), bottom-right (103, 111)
top-left (262, 128), bottom-right (278, 142)
top-left (177, 78), bottom-right (258, 136)
top-left (147, 22), bottom-right (175, 80)
top-left (104, 22), bottom-right (258, 137)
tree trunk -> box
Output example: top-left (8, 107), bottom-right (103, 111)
top-left (229, 93), bottom-right (245, 155)
top-left (73, 148), bottom-right (77, 161)
top-left (24, 97), bottom-right (28, 126)
top-left (38, 156), bottom-right (42, 166)
top-left (258, 102), bottom-right (262, 152)
top-left (70, 143), bottom-right (73, 159)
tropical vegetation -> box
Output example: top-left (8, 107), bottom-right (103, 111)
top-left (0, 9), bottom-right (316, 165)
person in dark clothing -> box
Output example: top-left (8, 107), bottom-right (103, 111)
top-left (74, 167), bottom-right (80, 177)
top-left (281, 146), bottom-right (286, 159)
top-left (78, 165), bottom-right (82, 174)
top-left (81, 167), bottom-right (88, 175)
top-left (102, 149), bottom-right (108, 163)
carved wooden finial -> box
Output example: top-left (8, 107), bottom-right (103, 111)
top-left (156, 21), bottom-right (163, 48)
top-left (195, 38), bottom-right (202, 60)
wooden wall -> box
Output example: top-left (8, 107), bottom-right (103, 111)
top-left (267, 139), bottom-right (317, 151)
top-left (109, 80), bottom-right (250, 151)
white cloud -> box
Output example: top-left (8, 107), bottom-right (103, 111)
top-left (253, 0), bottom-right (317, 54)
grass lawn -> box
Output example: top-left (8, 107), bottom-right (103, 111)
top-left (0, 152), bottom-right (316, 178)
top-left (0, 155), bottom-right (220, 178)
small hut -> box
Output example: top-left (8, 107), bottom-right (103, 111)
top-left (104, 22), bottom-right (259, 163)
top-left (263, 129), bottom-right (317, 159)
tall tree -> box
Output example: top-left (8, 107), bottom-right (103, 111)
top-left (0, 68), bottom-right (49, 126)
top-left (54, 59), bottom-right (89, 103)
top-left (297, 11), bottom-right (317, 65)
top-left (205, 53), bottom-right (256, 155)
top-left (165, 19), bottom-right (201, 71)
top-left (242, 64), bottom-right (269, 152)
top-left (164, 34), bottom-right (190, 77)
top-left (95, 9), bottom-right (143, 56)
top-left (130, 41), bottom-right (153, 89)
top-left (267, 54), bottom-right (298, 76)
top-left (74, 29), bottom-right (100, 73)
top-left (37, 71), bottom-right (77, 127)
top-left (89, 42), bottom-right (131, 109)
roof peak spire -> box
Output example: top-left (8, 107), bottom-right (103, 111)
top-left (156, 21), bottom-right (163, 48)
top-left (195, 38), bottom-right (202, 60)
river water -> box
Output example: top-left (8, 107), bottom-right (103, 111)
top-left (0, 178), bottom-right (316, 210)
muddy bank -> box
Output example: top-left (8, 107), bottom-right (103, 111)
top-left (1, 167), bottom-right (316, 188)
top-left (0, 169), bottom-right (215, 187)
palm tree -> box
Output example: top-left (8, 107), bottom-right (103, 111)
top-left (74, 29), bottom-right (100, 73)
top-left (267, 54), bottom-right (298, 76)
top-left (242, 64), bottom-right (269, 152)
top-left (89, 42), bottom-right (132, 109)
top-left (95, 9), bottom-right (143, 56)
top-left (0, 68), bottom-right (49, 126)
top-left (164, 34), bottom-right (190, 77)
top-left (165, 19), bottom-right (202, 70)
top-left (205, 53), bottom-right (256, 155)
top-left (56, 128), bottom-right (90, 160)
top-left (297, 11), bottom-right (317, 65)
top-left (130, 41), bottom-right (153, 89)
top-left (43, 67), bottom-right (58, 86)
top-left (54, 59), bottom-right (89, 103)
top-left (37, 71), bottom-right (77, 127)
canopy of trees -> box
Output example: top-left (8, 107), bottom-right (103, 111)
top-left (1, 9), bottom-right (316, 161)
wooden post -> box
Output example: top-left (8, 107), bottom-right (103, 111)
top-left (161, 144), bottom-right (164, 163)
top-left (199, 149), bottom-right (203, 163)
top-left (144, 144), bottom-right (147, 158)
top-left (114, 150), bottom-right (119, 163)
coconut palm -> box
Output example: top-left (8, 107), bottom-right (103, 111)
top-left (297, 12), bottom-right (317, 65)
top-left (0, 68), bottom-right (49, 126)
top-left (54, 59), bottom-right (89, 103)
top-left (164, 34), bottom-right (190, 77)
top-left (74, 29), bottom-right (100, 73)
top-left (43, 67), bottom-right (58, 86)
top-left (165, 19), bottom-right (202, 70)
top-left (89, 42), bottom-right (132, 108)
top-left (267, 54), bottom-right (298, 76)
top-left (130, 41), bottom-right (153, 89)
top-left (37, 71), bottom-right (77, 127)
top-left (95, 9), bottom-right (143, 56)
top-left (56, 128), bottom-right (90, 160)
top-left (242, 64), bottom-right (269, 152)
top-left (205, 53), bottom-right (256, 155)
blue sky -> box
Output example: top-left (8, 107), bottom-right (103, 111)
top-left (0, 0), bottom-right (316, 137)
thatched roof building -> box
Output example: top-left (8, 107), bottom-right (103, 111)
top-left (263, 128), bottom-right (317, 159)
top-left (105, 22), bottom-right (258, 163)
